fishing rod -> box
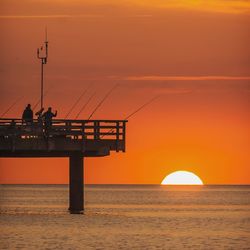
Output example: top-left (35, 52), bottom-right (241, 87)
top-left (75, 92), bottom-right (96, 119)
top-left (125, 95), bottom-right (160, 120)
top-left (65, 84), bottom-right (91, 119)
top-left (0, 95), bottom-right (24, 117)
top-left (87, 83), bottom-right (118, 120)
top-left (101, 95), bottom-right (160, 138)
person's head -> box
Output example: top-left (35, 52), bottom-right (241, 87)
top-left (48, 107), bottom-right (52, 112)
top-left (27, 104), bottom-right (31, 109)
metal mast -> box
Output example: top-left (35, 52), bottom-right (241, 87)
top-left (37, 29), bottom-right (48, 110)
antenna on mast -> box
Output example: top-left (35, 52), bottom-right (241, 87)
top-left (37, 28), bottom-right (49, 110)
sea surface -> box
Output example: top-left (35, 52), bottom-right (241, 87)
top-left (0, 185), bottom-right (249, 249)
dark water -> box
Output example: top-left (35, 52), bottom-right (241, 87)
top-left (0, 185), bottom-right (250, 249)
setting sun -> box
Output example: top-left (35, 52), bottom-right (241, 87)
top-left (161, 171), bottom-right (203, 185)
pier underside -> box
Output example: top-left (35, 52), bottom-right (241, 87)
top-left (0, 137), bottom-right (124, 157)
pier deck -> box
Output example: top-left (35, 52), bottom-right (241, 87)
top-left (0, 118), bottom-right (127, 157)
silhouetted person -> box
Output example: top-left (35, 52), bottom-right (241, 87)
top-left (42, 107), bottom-right (57, 135)
top-left (35, 108), bottom-right (44, 126)
top-left (22, 104), bottom-right (33, 125)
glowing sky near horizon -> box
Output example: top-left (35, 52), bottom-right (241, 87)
top-left (0, 0), bottom-right (249, 184)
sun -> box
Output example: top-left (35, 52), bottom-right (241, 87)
top-left (161, 171), bottom-right (203, 185)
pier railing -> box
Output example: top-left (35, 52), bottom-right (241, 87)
top-left (0, 118), bottom-right (127, 141)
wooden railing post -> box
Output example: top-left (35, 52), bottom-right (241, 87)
top-left (97, 121), bottom-right (100, 139)
top-left (115, 121), bottom-right (119, 152)
top-left (82, 121), bottom-right (85, 138)
top-left (122, 121), bottom-right (126, 152)
top-left (81, 122), bottom-right (86, 152)
top-left (66, 121), bottom-right (70, 134)
top-left (116, 122), bottom-right (119, 140)
top-left (94, 121), bottom-right (100, 140)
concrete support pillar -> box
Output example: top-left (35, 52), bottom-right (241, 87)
top-left (69, 152), bottom-right (84, 214)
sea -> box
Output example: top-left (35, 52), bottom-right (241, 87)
top-left (0, 185), bottom-right (249, 249)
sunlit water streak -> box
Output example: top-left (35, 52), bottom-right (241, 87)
top-left (0, 185), bottom-right (249, 249)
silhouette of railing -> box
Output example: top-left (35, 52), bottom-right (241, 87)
top-left (0, 118), bottom-right (127, 154)
top-left (0, 118), bottom-right (126, 139)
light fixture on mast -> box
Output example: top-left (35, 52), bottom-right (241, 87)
top-left (37, 28), bottom-right (48, 110)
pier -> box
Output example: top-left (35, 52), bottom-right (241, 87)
top-left (0, 118), bottom-right (127, 213)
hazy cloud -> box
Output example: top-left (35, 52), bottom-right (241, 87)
top-left (0, 14), bottom-right (104, 19)
top-left (130, 0), bottom-right (250, 13)
top-left (121, 76), bottom-right (250, 81)
top-left (1, 0), bottom-right (250, 16)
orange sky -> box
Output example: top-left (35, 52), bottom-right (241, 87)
top-left (0, 0), bottom-right (249, 184)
